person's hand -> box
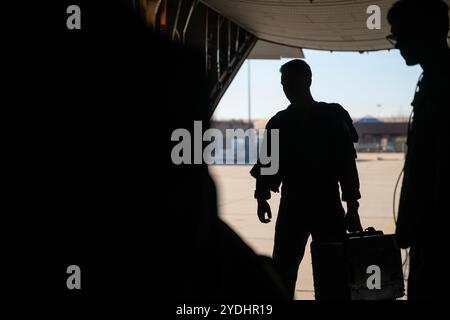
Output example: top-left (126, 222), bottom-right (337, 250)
top-left (345, 203), bottom-right (363, 233)
top-left (257, 199), bottom-right (272, 223)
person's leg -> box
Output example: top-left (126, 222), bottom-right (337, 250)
top-left (309, 204), bottom-right (347, 300)
top-left (310, 203), bottom-right (346, 243)
top-left (408, 244), bottom-right (448, 300)
top-left (407, 245), bottom-right (421, 300)
top-left (272, 198), bottom-right (310, 299)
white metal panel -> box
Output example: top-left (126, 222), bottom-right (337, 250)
top-left (202, 0), bottom-right (450, 52)
top-left (248, 40), bottom-right (305, 59)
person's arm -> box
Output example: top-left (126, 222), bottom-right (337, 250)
top-left (250, 162), bottom-right (272, 223)
top-left (250, 118), bottom-right (278, 223)
top-left (334, 117), bottom-right (363, 232)
top-left (254, 178), bottom-right (271, 200)
top-left (253, 177), bottom-right (272, 223)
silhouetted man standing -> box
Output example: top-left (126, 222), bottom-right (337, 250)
top-left (250, 60), bottom-right (363, 298)
top-left (387, 0), bottom-right (450, 300)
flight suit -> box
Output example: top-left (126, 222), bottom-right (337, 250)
top-left (396, 53), bottom-right (450, 299)
top-left (251, 102), bottom-right (361, 298)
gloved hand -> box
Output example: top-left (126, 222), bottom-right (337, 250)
top-left (345, 202), bottom-right (363, 232)
top-left (257, 199), bottom-right (272, 223)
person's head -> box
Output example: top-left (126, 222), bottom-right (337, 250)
top-left (280, 59), bottom-right (312, 103)
top-left (387, 0), bottom-right (449, 66)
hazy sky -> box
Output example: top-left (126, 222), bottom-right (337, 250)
top-left (213, 49), bottom-right (422, 121)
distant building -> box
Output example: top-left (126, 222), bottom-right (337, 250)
top-left (254, 116), bottom-right (409, 153)
top-left (209, 115), bottom-right (408, 164)
top-left (210, 120), bottom-right (256, 164)
top-left (210, 119), bottom-right (253, 132)
top-left (353, 116), bottom-right (408, 152)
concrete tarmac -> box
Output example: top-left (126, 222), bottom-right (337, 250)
top-left (209, 153), bottom-right (407, 300)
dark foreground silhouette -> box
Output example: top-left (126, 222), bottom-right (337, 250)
top-left (387, 0), bottom-right (450, 300)
top-left (3, 0), bottom-right (287, 299)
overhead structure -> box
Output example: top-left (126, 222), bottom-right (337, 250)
top-left (142, 0), bottom-right (450, 116)
top-left (147, 0), bottom-right (257, 116)
top-left (202, 0), bottom-right (450, 52)
top-left (249, 40), bottom-right (304, 59)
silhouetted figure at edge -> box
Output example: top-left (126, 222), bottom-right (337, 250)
top-left (3, 0), bottom-right (288, 299)
top-left (250, 60), bottom-right (363, 299)
top-left (387, 0), bottom-right (450, 300)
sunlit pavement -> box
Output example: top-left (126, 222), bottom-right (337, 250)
top-left (209, 153), bottom-right (408, 300)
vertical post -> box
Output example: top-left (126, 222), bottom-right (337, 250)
top-left (216, 16), bottom-right (221, 81)
top-left (205, 7), bottom-right (209, 77)
top-left (248, 59), bottom-right (252, 125)
top-left (377, 103), bottom-right (382, 119)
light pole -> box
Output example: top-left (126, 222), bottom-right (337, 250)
top-left (248, 59), bottom-right (252, 126)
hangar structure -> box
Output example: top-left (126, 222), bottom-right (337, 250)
top-left (140, 0), bottom-right (450, 116)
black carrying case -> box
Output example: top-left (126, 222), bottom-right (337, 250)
top-left (310, 227), bottom-right (405, 300)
